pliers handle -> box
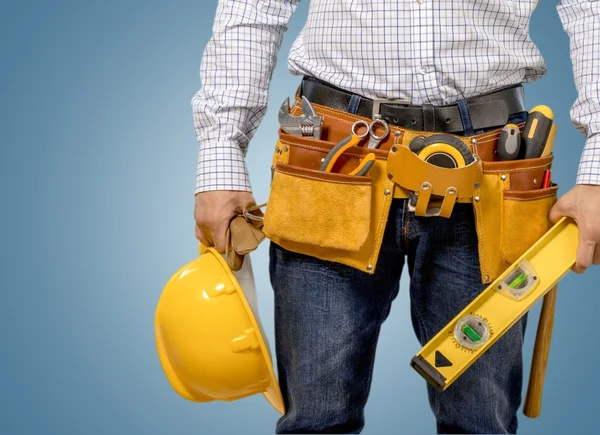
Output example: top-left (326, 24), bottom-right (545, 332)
top-left (319, 121), bottom-right (378, 176)
top-left (319, 134), bottom-right (363, 172)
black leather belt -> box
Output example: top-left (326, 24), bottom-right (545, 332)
top-left (299, 76), bottom-right (525, 134)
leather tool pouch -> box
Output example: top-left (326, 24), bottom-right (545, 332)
top-left (263, 131), bottom-right (393, 273)
top-left (265, 164), bottom-right (372, 252)
top-left (473, 154), bottom-right (557, 284)
top-left (262, 101), bottom-right (557, 283)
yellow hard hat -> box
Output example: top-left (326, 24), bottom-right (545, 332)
top-left (154, 245), bottom-right (284, 414)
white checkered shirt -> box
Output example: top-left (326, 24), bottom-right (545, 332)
top-left (192, 0), bottom-right (600, 193)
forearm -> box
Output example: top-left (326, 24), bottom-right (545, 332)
top-left (192, 0), bottom-right (299, 194)
top-left (558, 0), bottom-right (600, 185)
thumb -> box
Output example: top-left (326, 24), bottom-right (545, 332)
top-left (549, 198), bottom-right (571, 224)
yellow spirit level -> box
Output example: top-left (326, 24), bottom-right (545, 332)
top-left (411, 217), bottom-right (578, 391)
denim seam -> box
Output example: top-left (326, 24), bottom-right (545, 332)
top-left (359, 284), bottom-right (401, 409)
top-left (360, 326), bottom-right (380, 412)
top-left (403, 209), bottom-right (411, 250)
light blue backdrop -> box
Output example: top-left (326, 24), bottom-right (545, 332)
top-left (1, 1), bottom-right (598, 434)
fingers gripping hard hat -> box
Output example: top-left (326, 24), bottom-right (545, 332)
top-left (154, 245), bottom-right (284, 414)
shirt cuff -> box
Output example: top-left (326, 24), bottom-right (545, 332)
top-left (195, 141), bottom-right (252, 194)
top-left (577, 135), bottom-right (600, 185)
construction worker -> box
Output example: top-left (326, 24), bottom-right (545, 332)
top-left (191, 1), bottom-right (600, 433)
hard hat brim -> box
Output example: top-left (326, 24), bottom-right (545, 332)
top-left (208, 247), bottom-right (286, 415)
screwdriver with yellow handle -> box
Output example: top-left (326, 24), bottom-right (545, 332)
top-left (521, 105), bottom-right (557, 158)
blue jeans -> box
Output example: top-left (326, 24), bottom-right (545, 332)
top-left (269, 201), bottom-right (527, 434)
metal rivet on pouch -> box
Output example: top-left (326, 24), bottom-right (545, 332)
top-left (276, 147), bottom-right (281, 153)
top-left (484, 275), bottom-right (490, 282)
top-left (448, 188), bottom-right (456, 196)
top-left (384, 189), bottom-right (391, 196)
top-left (422, 184), bottom-right (430, 191)
top-left (474, 182), bottom-right (480, 189)
top-left (388, 173), bottom-right (394, 180)
top-left (471, 138), bottom-right (478, 145)
top-left (533, 179), bottom-right (537, 185)
top-left (321, 158), bottom-right (325, 163)
top-left (391, 145), bottom-right (398, 152)
top-left (284, 145), bottom-right (289, 152)
top-left (367, 264), bottom-right (373, 271)
top-left (474, 196), bottom-right (481, 202)
top-left (501, 175), bottom-right (507, 181)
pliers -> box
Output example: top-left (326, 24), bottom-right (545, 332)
top-left (319, 120), bottom-right (388, 176)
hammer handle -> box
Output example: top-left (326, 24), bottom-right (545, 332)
top-left (523, 285), bottom-right (558, 418)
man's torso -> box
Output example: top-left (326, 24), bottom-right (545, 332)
top-left (287, 0), bottom-right (545, 104)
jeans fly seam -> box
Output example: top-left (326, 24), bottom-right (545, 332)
top-left (401, 201), bottom-right (410, 250)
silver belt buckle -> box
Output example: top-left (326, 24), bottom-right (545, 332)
top-left (372, 98), bottom-right (410, 120)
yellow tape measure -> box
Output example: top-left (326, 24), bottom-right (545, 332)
top-left (411, 217), bottom-right (578, 391)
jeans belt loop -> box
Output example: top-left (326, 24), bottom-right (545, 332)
top-left (457, 99), bottom-right (475, 136)
top-left (422, 103), bottom-right (435, 131)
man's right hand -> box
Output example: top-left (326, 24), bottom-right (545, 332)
top-left (194, 191), bottom-right (256, 254)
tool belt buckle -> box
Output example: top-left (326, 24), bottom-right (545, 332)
top-left (372, 98), bottom-right (410, 120)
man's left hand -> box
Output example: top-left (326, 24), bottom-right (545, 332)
top-left (550, 185), bottom-right (600, 273)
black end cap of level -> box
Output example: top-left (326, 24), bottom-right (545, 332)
top-left (410, 355), bottom-right (447, 391)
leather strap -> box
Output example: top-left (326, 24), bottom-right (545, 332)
top-left (387, 146), bottom-right (479, 202)
top-left (225, 204), bottom-right (265, 271)
top-left (300, 77), bottom-right (525, 134)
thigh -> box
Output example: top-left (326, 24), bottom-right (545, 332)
top-left (407, 204), bottom-right (525, 434)
top-left (268, 218), bottom-right (404, 433)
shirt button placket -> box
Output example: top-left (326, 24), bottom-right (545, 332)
top-left (411, 0), bottom-right (436, 104)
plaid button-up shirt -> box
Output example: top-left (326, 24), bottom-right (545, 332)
top-left (192, 0), bottom-right (600, 193)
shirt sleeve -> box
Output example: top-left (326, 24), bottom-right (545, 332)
top-left (558, 0), bottom-right (600, 185)
top-left (192, 0), bottom-right (300, 194)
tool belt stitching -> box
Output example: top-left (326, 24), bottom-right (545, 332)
top-left (292, 99), bottom-right (370, 123)
top-left (276, 167), bottom-right (371, 185)
top-left (503, 192), bottom-right (557, 201)
top-left (483, 163), bottom-right (550, 173)
top-left (279, 138), bottom-right (390, 161)
top-left (368, 179), bottom-right (395, 266)
top-left (280, 130), bottom-right (512, 163)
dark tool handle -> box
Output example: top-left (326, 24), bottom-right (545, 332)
top-left (497, 124), bottom-right (521, 161)
top-left (524, 284), bottom-right (557, 418)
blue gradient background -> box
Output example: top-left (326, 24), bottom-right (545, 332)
top-left (1, 1), bottom-right (598, 434)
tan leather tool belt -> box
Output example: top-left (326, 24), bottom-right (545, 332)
top-left (262, 97), bottom-right (557, 284)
